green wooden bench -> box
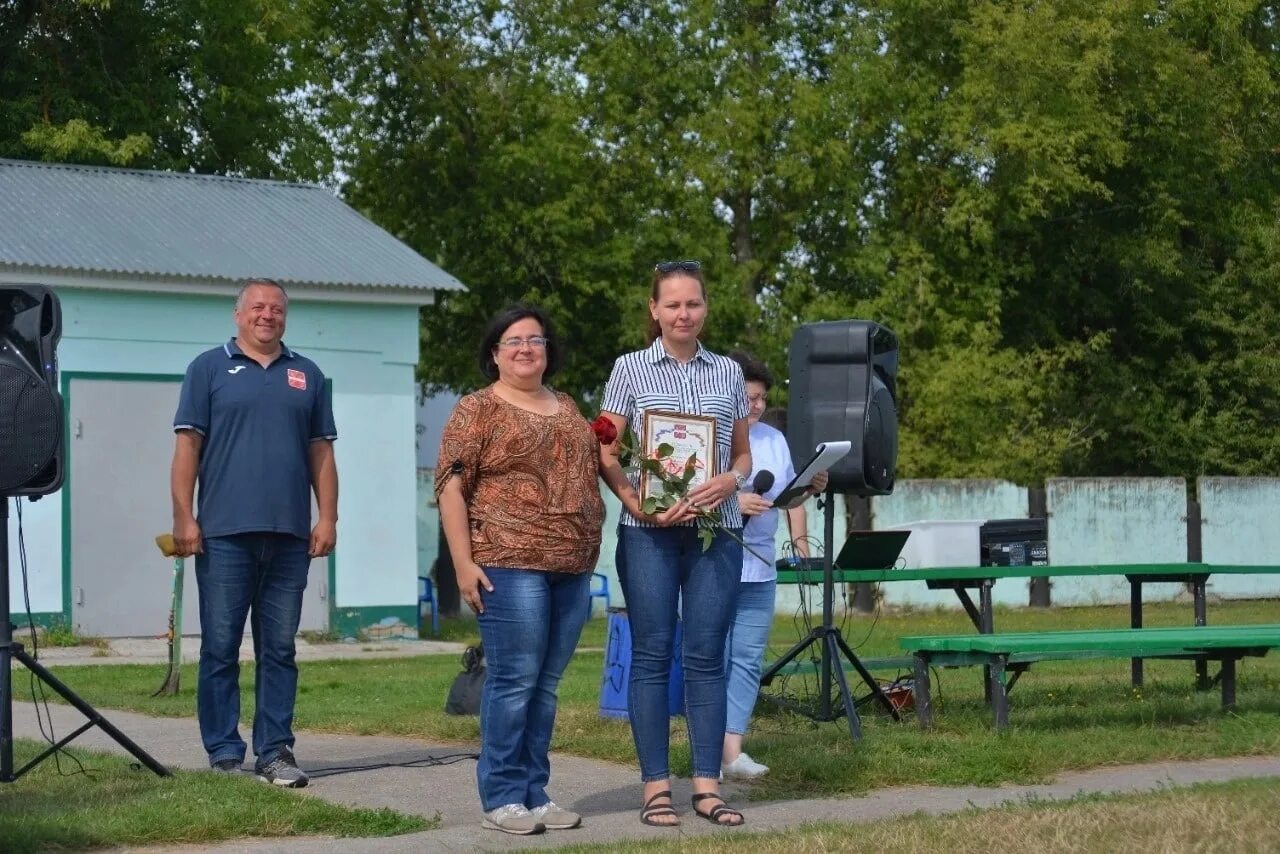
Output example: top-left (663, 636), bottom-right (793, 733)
top-left (791, 563), bottom-right (1280, 690)
top-left (900, 624), bottom-right (1280, 730)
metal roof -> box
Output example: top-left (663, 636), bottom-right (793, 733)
top-left (0, 158), bottom-right (464, 292)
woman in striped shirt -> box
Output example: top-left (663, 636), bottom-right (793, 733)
top-left (597, 261), bottom-right (752, 828)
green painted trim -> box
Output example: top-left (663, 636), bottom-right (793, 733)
top-left (4, 611), bottom-right (64, 630)
top-left (60, 371), bottom-right (185, 627)
top-left (329, 605), bottom-right (418, 640)
top-left (324, 377), bottom-right (336, 632)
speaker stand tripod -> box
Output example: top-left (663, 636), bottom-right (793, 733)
top-left (1, 497), bottom-right (169, 781)
top-left (759, 489), bottom-right (900, 742)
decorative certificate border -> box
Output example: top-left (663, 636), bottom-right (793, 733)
top-left (639, 409), bottom-right (718, 501)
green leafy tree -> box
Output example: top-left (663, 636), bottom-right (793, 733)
top-left (0, 0), bottom-right (332, 179)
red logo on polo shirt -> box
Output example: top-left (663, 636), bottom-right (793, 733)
top-left (287, 369), bottom-right (307, 390)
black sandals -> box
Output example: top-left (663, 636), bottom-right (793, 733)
top-left (640, 789), bottom-right (679, 827)
top-left (691, 792), bottom-right (744, 826)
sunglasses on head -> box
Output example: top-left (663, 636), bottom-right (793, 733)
top-left (654, 260), bottom-right (702, 274)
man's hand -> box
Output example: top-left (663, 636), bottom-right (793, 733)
top-left (309, 519), bottom-right (337, 558)
top-left (173, 515), bottom-right (203, 557)
top-left (457, 560), bottom-right (493, 614)
top-left (738, 492), bottom-right (773, 517)
top-left (807, 470), bottom-right (830, 495)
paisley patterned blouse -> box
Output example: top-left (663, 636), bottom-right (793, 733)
top-left (434, 387), bottom-right (604, 573)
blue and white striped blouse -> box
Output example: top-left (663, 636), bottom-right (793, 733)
top-left (602, 338), bottom-right (750, 528)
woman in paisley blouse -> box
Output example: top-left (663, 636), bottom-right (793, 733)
top-left (436, 304), bottom-right (604, 836)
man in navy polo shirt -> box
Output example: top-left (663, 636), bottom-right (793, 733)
top-left (170, 277), bottom-right (338, 788)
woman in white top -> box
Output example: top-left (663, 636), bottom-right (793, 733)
top-left (721, 350), bottom-right (827, 779)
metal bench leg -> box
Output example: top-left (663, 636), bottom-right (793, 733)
top-left (1194, 580), bottom-right (1210, 691)
top-left (991, 655), bottom-right (1010, 731)
top-left (913, 653), bottom-right (932, 730)
top-left (1221, 657), bottom-right (1237, 709)
top-left (1130, 579), bottom-right (1144, 687)
top-left (980, 580), bottom-right (994, 704)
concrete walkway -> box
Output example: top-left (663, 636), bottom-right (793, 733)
top-left (12, 696), bottom-right (1280, 853)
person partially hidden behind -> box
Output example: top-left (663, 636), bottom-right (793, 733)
top-left (721, 350), bottom-right (828, 780)
top-left (170, 277), bottom-right (338, 788)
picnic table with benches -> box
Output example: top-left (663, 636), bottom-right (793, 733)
top-left (900, 624), bottom-right (1280, 730)
top-left (778, 562), bottom-right (1280, 688)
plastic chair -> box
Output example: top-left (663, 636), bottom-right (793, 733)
top-left (418, 576), bottom-right (439, 636)
top-left (590, 572), bottom-right (611, 615)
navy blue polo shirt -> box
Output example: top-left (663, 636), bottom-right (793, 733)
top-left (174, 339), bottom-right (337, 540)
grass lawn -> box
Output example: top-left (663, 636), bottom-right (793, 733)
top-left (35, 599), bottom-right (1280, 801)
top-left (0, 739), bottom-right (431, 853)
top-left (556, 777), bottom-right (1280, 853)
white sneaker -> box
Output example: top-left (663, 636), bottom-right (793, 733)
top-left (531, 800), bottom-right (582, 829)
top-left (721, 752), bottom-right (769, 779)
top-left (482, 804), bottom-right (546, 835)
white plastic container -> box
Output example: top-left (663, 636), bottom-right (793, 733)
top-left (874, 519), bottom-right (1028, 609)
top-left (884, 519), bottom-right (985, 569)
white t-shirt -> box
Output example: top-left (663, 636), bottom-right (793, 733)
top-left (741, 421), bottom-right (798, 582)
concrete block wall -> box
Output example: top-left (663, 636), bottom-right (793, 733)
top-left (416, 475), bottom-right (1280, 616)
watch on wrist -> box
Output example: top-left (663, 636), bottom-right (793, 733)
top-left (732, 470), bottom-right (748, 490)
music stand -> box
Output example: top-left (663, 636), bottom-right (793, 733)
top-left (1, 498), bottom-right (169, 781)
top-left (759, 490), bottom-right (902, 741)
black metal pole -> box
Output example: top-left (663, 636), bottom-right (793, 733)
top-left (819, 492), bottom-right (834, 720)
top-left (1028, 487), bottom-right (1050, 607)
top-left (1, 498), bottom-right (14, 781)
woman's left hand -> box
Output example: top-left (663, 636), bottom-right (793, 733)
top-left (684, 473), bottom-right (739, 513)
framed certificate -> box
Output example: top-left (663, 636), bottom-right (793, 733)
top-left (639, 410), bottom-right (718, 501)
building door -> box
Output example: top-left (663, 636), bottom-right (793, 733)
top-left (68, 377), bottom-right (329, 637)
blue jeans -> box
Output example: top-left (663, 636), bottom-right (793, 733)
top-left (195, 533), bottom-right (310, 767)
top-left (724, 579), bottom-right (776, 735)
top-left (617, 525), bottom-right (742, 781)
top-left (475, 567), bottom-right (590, 811)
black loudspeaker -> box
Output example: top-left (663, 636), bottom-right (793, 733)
top-left (0, 284), bottom-right (64, 497)
top-left (787, 320), bottom-right (899, 495)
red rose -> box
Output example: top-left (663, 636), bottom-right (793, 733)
top-left (591, 415), bottom-right (618, 445)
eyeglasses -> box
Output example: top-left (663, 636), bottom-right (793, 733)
top-left (654, 260), bottom-right (702, 274)
top-left (496, 336), bottom-right (549, 350)
top-left (747, 393), bottom-right (767, 406)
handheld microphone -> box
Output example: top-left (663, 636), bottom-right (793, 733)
top-left (751, 470), bottom-right (775, 494)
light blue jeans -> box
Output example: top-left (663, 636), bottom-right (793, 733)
top-left (617, 524), bottom-right (742, 781)
top-left (724, 579), bottom-right (776, 735)
top-left (475, 567), bottom-right (590, 811)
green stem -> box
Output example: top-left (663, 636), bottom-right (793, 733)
top-left (695, 512), bottom-right (773, 565)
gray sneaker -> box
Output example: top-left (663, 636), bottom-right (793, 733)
top-left (482, 804), bottom-right (546, 835)
top-left (255, 748), bottom-right (309, 788)
top-left (531, 801), bottom-right (581, 829)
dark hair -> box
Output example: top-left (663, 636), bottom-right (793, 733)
top-left (648, 264), bottom-right (707, 343)
top-left (478, 303), bottom-right (561, 381)
top-left (729, 350), bottom-right (774, 390)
